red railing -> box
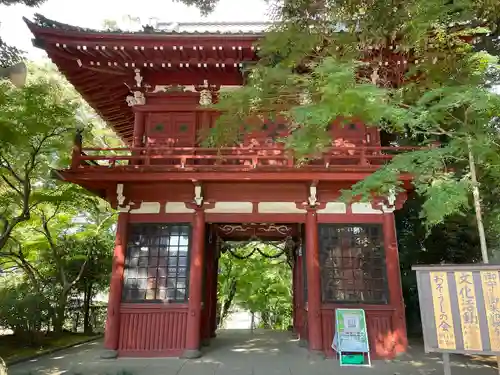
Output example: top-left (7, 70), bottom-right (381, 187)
top-left (71, 145), bottom-right (423, 172)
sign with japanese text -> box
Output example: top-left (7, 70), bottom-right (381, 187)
top-left (414, 265), bottom-right (500, 355)
top-left (481, 271), bottom-right (500, 352)
top-left (429, 271), bottom-right (456, 350)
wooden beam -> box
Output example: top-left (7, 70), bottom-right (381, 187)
top-left (59, 170), bottom-right (415, 183)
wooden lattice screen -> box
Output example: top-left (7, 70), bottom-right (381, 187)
top-left (318, 224), bottom-right (388, 304)
top-left (122, 223), bottom-right (191, 303)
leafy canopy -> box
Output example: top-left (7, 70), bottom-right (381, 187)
top-left (0, 69), bottom-right (80, 250)
top-left (198, 0), bottom-right (500, 226)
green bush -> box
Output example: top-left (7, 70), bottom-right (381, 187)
top-left (0, 276), bottom-right (52, 344)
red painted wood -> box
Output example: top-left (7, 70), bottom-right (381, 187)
top-left (210, 254), bottom-right (219, 338)
top-left (185, 209), bottom-right (206, 352)
top-left (201, 234), bottom-right (215, 343)
top-left (75, 145), bottom-right (423, 172)
top-left (302, 306), bottom-right (309, 344)
top-left (104, 212), bottom-right (129, 351)
top-left (204, 182), bottom-right (308, 202)
top-left (320, 307), bottom-right (396, 359)
top-left (145, 92), bottom-right (200, 107)
top-left (383, 212), bottom-right (408, 354)
top-left (127, 182), bottom-right (194, 202)
top-left (305, 209), bottom-right (323, 352)
top-left (133, 111), bottom-right (145, 148)
top-left (292, 258), bottom-right (297, 334)
top-left (129, 213), bottom-right (194, 223)
top-left (131, 112), bottom-right (146, 166)
top-left (146, 112), bottom-right (197, 147)
top-left (317, 214), bottom-right (384, 223)
top-left (215, 223), bottom-right (299, 240)
top-left (207, 213), bottom-right (306, 223)
top-left (59, 170), bottom-right (416, 184)
top-left (145, 70), bottom-right (246, 86)
top-left (118, 304), bottom-right (188, 354)
top-left (295, 252), bottom-right (306, 341)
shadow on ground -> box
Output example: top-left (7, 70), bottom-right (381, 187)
top-left (7, 329), bottom-right (498, 375)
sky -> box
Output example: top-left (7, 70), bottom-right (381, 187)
top-left (0, 0), bottom-right (270, 60)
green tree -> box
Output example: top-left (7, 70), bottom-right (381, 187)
top-left (195, 1), bottom-right (500, 230)
top-left (216, 255), bottom-right (237, 327)
top-left (0, 61), bottom-right (121, 255)
top-left (217, 243), bottom-right (292, 330)
top-left (27, 192), bottom-right (115, 333)
top-left (234, 254), bottom-right (292, 330)
top-left (0, 63), bottom-right (118, 372)
top-left (0, 73), bottom-right (78, 253)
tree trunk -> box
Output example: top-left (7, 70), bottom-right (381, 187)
top-left (468, 140), bottom-right (489, 263)
top-left (53, 290), bottom-right (69, 334)
top-left (261, 311), bottom-right (270, 329)
top-left (220, 278), bottom-right (237, 326)
top-left (83, 282), bottom-right (93, 334)
top-left (467, 139), bottom-right (499, 372)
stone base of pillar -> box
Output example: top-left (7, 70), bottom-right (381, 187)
top-left (298, 339), bottom-right (308, 347)
top-left (100, 349), bottom-right (118, 359)
top-left (201, 338), bottom-right (211, 347)
top-left (181, 349), bottom-right (202, 359)
top-left (210, 332), bottom-right (217, 338)
top-left (307, 350), bottom-right (326, 360)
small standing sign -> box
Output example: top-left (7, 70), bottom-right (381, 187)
top-left (332, 308), bottom-right (371, 367)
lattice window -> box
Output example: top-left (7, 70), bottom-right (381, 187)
top-left (318, 224), bottom-right (388, 304)
top-left (122, 223), bottom-right (191, 303)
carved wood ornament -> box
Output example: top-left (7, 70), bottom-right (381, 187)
top-left (194, 184), bottom-right (204, 207)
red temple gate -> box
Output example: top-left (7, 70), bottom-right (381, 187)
top-left (26, 15), bottom-right (412, 360)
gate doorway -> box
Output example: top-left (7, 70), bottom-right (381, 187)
top-left (201, 223), bottom-right (307, 352)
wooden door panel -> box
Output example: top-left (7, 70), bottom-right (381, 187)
top-left (146, 112), bottom-right (196, 147)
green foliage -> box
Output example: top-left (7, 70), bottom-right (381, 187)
top-left (0, 70), bottom-right (80, 252)
top-left (217, 244), bottom-right (292, 330)
top-left (200, 0), bottom-right (500, 228)
top-left (395, 194), bottom-right (482, 335)
top-left (0, 275), bottom-right (51, 343)
top-left (0, 62), bottom-right (117, 349)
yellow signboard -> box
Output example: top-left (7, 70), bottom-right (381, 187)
top-left (454, 271), bottom-right (482, 351)
top-left (415, 265), bottom-right (500, 356)
top-left (480, 271), bottom-right (500, 352)
top-left (430, 272), bottom-right (456, 350)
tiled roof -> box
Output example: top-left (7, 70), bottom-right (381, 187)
top-left (154, 21), bottom-right (273, 34)
top-left (27, 14), bottom-right (272, 36)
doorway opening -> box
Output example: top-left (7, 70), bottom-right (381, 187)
top-left (204, 223), bottom-right (304, 355)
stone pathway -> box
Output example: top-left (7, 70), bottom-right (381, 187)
top-left (7, 330), bottom-right (498, 375)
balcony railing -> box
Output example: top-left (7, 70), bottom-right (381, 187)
top-left (70, 145), bottom-right (423, 172)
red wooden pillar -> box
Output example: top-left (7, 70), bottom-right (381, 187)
top-left (201, 234), bottom-right (214, 346)
top-left (305, 209), bottom-right (323, 354)
top-left (183, 209), bottom-right (206, 358)
top-left (132, 111), bottom-right (145, 147)
top-left (102, 211), bottom-right (128, 358)
top-left (383, 211), bottom-right (408, 354)
top-left (132, 111), bottom-right (145, 165)
top-left (292, 258), bottom-right (297, 335)
top-left (210, 253), bottom-right (219, 338)
top-left (295, 249), bottom-right (307, 345)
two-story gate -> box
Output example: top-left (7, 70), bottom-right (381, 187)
top-left (26, 15), bottom-right (413, 360)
